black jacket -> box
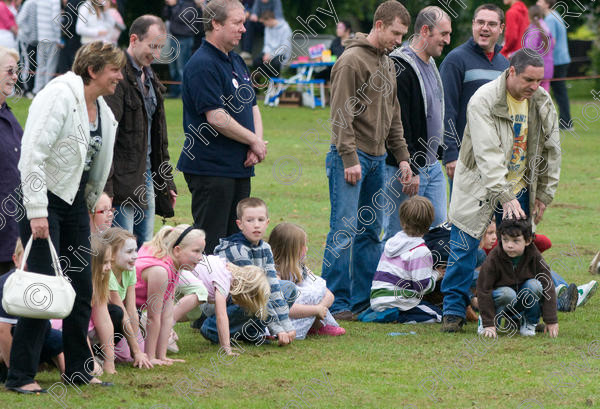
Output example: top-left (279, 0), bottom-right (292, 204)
top-left (163, 0), bottom-right (203, 37)
top-left (387, 54), bottom-right (432, 174)
top-left (104, 56), bottom-right (176, 218)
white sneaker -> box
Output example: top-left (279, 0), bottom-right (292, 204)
top-left (477, 316), bottom-right (485, 335)
top-left (577, 280), bottom-right (598, 307)
top-left (556, 284), bottom-right (566, 298)
top-left (519, 322), bottom-right (536, 336)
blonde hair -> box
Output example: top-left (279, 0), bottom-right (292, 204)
top-left (91, 235), bottom-right (112, 306)
top-left (145, 224), bottom-right (206, 260)
top-left (101, 227), bottom-right (136, 266)
top-left (0, 46), bottom-right (19, 67)
top-left (268, 222), bottom-right (307, 284)
top-left (72, 41), bottom-right (126, 85)
top-left (226, 262), bottom-right (270, 320)
top-left (236, 197), bottom-right (268, 219)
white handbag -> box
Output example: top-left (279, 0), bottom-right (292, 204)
top-left (2, 236), bottom-right (76, 319)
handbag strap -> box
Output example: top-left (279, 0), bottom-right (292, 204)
top-left (21, 236), bottom-right (65, 279)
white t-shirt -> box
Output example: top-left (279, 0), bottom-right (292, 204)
top-left (192, 255), bottom-right (232, 303)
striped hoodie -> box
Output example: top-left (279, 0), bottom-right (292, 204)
top-left (370, 231), bottom-right (439, 312)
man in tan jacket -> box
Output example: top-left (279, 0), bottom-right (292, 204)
top-left (441, 48), bottom-right (561, 332)
top-left (321, 0), bottom-right (412, 320)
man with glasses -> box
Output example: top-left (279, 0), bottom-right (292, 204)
top-left (440, 4), bottom-right (509, 191)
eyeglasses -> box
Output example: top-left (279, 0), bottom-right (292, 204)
top-left (95, 208), bottom-right (115, 215)
top-left (473, 20), bottom-right (500, 29)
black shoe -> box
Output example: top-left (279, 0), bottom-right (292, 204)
top-left (190, 314), bottom-right (207, 331)
top-left (6, 386), bottom-right (47, 394)
top-left (558, 283), bottom-right (578, 312)
top-left (0, 362), bottom-right (7, 383)
top-left (441, 314), bottom-right (465, 332)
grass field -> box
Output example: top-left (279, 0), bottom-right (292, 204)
top-left (3, 89), bottom-right (600, 409)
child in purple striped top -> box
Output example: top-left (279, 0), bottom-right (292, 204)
top-left (358, 196), bottom-right (443, 324)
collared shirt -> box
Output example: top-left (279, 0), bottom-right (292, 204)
top-left (178, 38), bottom-right (257, 178)
top-left (127, 52), bottom-right (157, 171)
top-left (0, 102), bottom-right (23, 262)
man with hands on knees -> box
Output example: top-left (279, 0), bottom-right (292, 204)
top-left (322, 1), bottom-right (412, 321)
top-left (440, 48), bottom-right (561, 333)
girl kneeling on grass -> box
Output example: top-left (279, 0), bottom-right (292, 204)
top-left (193, 256), bottom-right (270, 355)
top-left (101, 227), bottom-right (153, 368)
top-left (269, 223), bottom-right (345, 338)
top-left (135, 225), bottom-right (205, 365)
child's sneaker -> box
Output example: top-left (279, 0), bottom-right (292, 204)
top-left (557, 283), bottom-right (578, 312)
top-left (314, 325), bottom-right (346, 336)
top-left (519, 321), bottom-right (536, 336)
top-left (477, 316), bottom-right (485, 335)
top-left (577, 280), bottom-right (598, 307)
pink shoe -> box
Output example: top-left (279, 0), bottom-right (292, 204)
top-left (316, 325), bottom-right (345, 336)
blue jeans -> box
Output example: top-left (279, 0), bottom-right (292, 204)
top-left (321, 146), bottom-right (388, 314)
top-left (444, 190), bottom-right (531, 318)
top-left (200, 280), bottom-right (297, 344)
top-left (441, 225), bottom-right (482, 318)
top-left (113, 171), bottom-right (155, 249)
top-left (168, 35), bottom-right (194, 97)
top-left (382, 162), bottom-right (447, 241)
top-left (493, 279), bottom-right (543, 325)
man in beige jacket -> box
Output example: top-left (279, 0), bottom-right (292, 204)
top-left (441, 48), bottom-right (561, 332)
top-left (321, 0), bottom-right (412, 320)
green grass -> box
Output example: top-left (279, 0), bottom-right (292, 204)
top-left (4, 96), bottom-right (600, 409)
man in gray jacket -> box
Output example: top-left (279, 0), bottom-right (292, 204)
top-left (441, 49), bottom-right (561, 332)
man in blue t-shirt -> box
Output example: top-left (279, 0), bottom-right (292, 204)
top-left (440, 4), bottom-right (509, 190)
top-left (177, 0), bottom-right (267, 254)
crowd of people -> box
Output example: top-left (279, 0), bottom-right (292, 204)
top-left (0, 0), bottom-right (597, 399)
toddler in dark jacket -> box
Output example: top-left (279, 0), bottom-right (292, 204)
top-left (477, 218), bottom-right (558, 338)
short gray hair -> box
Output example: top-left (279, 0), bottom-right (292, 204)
top-left (414, 6), bottom-right (449, 35)
top-left (203, 0), bottom-right (244, 33)
top-left (510, 48), bottom-right (544, 75)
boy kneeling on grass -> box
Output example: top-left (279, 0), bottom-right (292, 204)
top-left (477, 218), bottom-right (558, 338)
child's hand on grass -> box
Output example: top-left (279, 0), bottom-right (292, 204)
top-left (545, 323), bottom-right (559, 338)
top-left (133, 351), bottom-right (154, 369)
top-left (483, 326), bottom-right (497, 338)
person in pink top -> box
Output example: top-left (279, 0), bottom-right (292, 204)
top-left (134, 224), bottom-right (205, 366)
top-left (524, 5), bottom-right (554, 90)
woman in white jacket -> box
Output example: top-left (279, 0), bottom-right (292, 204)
top-left (75, 0), bottom-right (109, 44)
top-left (6, 41), bottom-right (125, 394)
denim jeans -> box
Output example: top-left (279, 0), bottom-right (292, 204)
top-left (200, 280), bottom-right (297, 344)
top-left (493, 279), bottom-right (543, 325)
top-left (321, 146), bottom-right (388, 314)
top-left (382, 162), bottom-right (447, 241)
top-left (168, 35), bottom-right (194, 97)
top-left (113, 171), bottom-right (155, 249)
top-left (441, 225), bottom-right (482, 318)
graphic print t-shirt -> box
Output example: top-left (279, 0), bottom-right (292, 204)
top-left (506, 92), bottom-right (528, 194)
